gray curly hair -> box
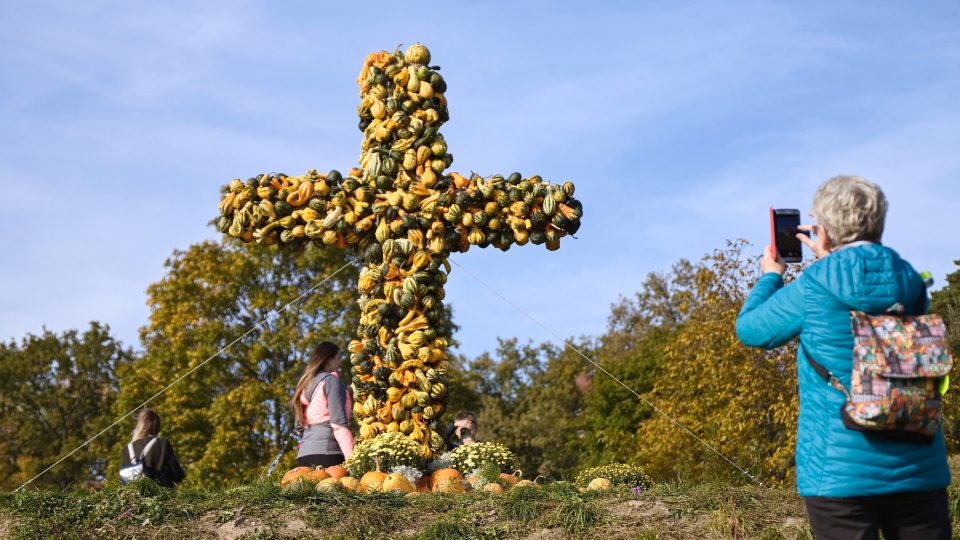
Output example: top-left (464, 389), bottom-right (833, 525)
top-left (811, 175), bottom-right (888, 247)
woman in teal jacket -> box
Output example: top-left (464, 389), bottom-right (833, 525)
top-left (736, 176), bottom-right (950, 539)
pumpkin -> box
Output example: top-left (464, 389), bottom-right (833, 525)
top-left (316, 477), bottom-right (341, 492)
top-left (464, 474), bottom-right (480, 488)
top-left (587, 478), bottom-right (613, 491)
top-left (433, 476), bottom-right (465, 493)
top-left (482, 483), bottom-right (503, 493)
top-left (382, 473), bottom-right (416, 493)
top-left (430, 468), bottom-right (463, 488)
top-left (416, 474), bottom-right (432, 493)
top-left (280, 466), bottom-right (313, 489)
top-left (325, 465), bottom-right (349, 479)
top-left (339, 476), bottom-right (361, 492)
top-left (498, 473), bottom-right (520, 488)
top-left (514, 479), bottom-right (537, 488)
top-left (360, 470), bottom-right (388, 492)
top-left (303, 468), bottom-right (331, 484)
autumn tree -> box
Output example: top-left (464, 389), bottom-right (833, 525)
top-left (457, 338), bottom-right (593, 479)
top-left (578, 261), bottom-right (696, 467)
top-left (634, 241), bottom-right (799, 486)
top-left (115, 240), bottom-right (361, 487)
top-left (931, 260), bottom-right (960, 451)
top-left (0, 323), bottom-right (131, 490)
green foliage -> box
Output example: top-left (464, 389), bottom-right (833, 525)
top-left (0, 323), bottom-right (132, 490)
top-left (0, 479), bottom-right (824, 539)
top-left (458, 339), bottom-right (593, 479)
top-left (546, 495), bottom-right (604, 535)
top-left (574, 463), bottom-right (652, 489)
top-left (115, 239), bottom-right (360, 488)
top-left (578, 262), bottom-right (696, 467)
top-left (931, 260), bottom-right (960, 452)
top-left (634, 241), bottom-right (799, 486)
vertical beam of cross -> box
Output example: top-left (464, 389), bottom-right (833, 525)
top-left (215, 44), bottom-right (583, 458)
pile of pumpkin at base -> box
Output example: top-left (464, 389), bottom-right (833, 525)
top-left (279, 436), bottom-right (652, 496)
top-left (279, 463), bottom-right (532, 495)
top-left (280, 439), bottom-right (528, 495)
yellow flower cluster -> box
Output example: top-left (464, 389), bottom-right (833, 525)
top-left (344, 432), bottom-right (425, 477)
top-left (574, 463), bottom-right (652, 489)
top-left (448, 442), bottom-right (518, 473)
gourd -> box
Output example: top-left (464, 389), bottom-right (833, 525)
top-left (360, 470), bottom-right (388, 492)
top-left (382, 472), bottom-right (416, 493)
top-left (280, 466), bottom-right (313, 489)
top-left (587, 477), bottom-right (613, 491)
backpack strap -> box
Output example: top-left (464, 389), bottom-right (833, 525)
top-left (127, 443), bottom-right (136, 462)
top-left (801, 346), bottom-right (852, 401)
top-left (139, 437), bottom-right (159, 461)
top-left (306, 372), bottom-right (333, 403)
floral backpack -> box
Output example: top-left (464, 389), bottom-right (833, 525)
top-left (806, 307), bottom-right (953, 444)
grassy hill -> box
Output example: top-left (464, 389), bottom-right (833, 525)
top-left (1, 480), bottom-right (814, 540)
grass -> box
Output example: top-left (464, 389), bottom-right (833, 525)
top-left (11, 478), bottom-right (960, 539)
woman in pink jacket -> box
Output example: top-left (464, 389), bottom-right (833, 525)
top-left (290, 342), bottom-right (354, 467)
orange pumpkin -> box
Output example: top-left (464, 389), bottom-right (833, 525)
top-left (280, 466), bottom-right (313, 489)
top-left (324, 465), bottom-right (349, 479)
top-left (433, 476), bottom-right (466, 493)
top-left (483, 483), bottom-right (504, 493)
top-left (416, 475), bottom-right (432, 493)
top-left (431, 468), bottom-right (464, 487)
top-left (359, 470), bottom-right (388, 492)
top-left (303, 468), bottom-right (331, 484)
top-left (382, 473), bottom-right (415, 493)
top-left (499, 473), bottom-right (520, 488)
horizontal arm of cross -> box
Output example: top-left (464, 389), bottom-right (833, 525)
top-left (437, 172), bottom-right (582, 252)
top-left (216, 169), bottom-right (376, 250)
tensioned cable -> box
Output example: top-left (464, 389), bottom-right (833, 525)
top-left (15, 257), bottom-right (356, 492)
top-left (17, 242), bottom-right (763, 490)
top-left (450, 258), bottom-right (765, 488)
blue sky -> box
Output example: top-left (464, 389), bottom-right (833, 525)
top-left (2, 1), bottom-right (959, 360)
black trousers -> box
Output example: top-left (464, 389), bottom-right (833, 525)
top-left (803, 488), bottom-right (951, 540)
top-left (295, 453), bottom-right (345, 468)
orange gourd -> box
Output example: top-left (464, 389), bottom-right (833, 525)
top-left (303, 468), bottom-right (331, 483)
top-left (416, 475), bottom-right (432, 492)
top-left (431, 468), bottom-right (466, 494)
top-left (360, 470), bottom-right (388, 492)
top-left (382, 473), bottom-right (415, 493)
top-left (431, 468), bottom-right (463, 486)
top-left (280, 466), bottom-right (313, 489)
top-left (483, 483), bottom-right (504, 493)
top-left (325, 465), bottom-right (349, 479)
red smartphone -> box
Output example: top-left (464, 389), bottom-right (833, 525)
top-left (769, 208), bottom-right (808, 263)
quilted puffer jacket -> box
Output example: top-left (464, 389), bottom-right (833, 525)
top-left (736, 243), bottom-right (950, 497)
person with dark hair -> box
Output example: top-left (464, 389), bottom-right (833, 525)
top-left (119, 408), bottom-right (186, 488)
top-left (443, 410), bottom-right (478, 450)
top-left (291, 341), bottom-right (354, 467)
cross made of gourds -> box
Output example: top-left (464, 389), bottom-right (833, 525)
top-left (214, 44), bottom-right (583, 459)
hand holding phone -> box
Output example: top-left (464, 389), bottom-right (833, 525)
top-left (769, 208), bottom-right (809, 263)
top-left (796, 224), bottom-right (830, 259)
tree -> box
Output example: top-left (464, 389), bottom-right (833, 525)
top-left (458, 338), bottom-right (593, 479)
top-left (634, 241), bottom-right (799, 486)
top-left (931, 259), bottom-right (960, 452)
top-left (578, 261), bottom-right (696, 467)
top-left (0, 323), bottom-right (131, 490)
top-left (115, 240), bottom-right (360, 488)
